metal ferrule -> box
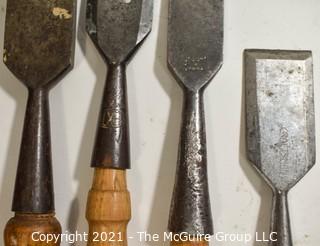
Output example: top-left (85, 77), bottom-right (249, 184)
top-left (91, 63), bottom-right (130, 169)
top-left (168, 89), bottom-right (213, 235)
top-left (12, 88), bottom-right (54, 213)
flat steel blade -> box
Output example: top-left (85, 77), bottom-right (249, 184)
top-left (86, 0), bottom-right (153, 63)
top-left (245, 50), bottom-right (316, 191)
top-left (3, 0), bottom-right (76, 88)
top-left (168, 0), bottom-right (223, 91)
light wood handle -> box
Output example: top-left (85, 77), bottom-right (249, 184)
top-left (4, 213), bottom-right (61, 246)
top-left (171, 240), bottom-right (209, 246)
top-left (86, 168), bottom-right (131, 246)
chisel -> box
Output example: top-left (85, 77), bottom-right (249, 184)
top-left (85, 0), bottom-right (153, 245)
top-left (245, 49), bottom-right (316, 246)
top-left (3, 0), bottom-right (76, 245)
top-left (167, 0), bottom-right (223, 245)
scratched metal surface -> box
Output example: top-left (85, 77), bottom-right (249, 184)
top-left (168, 0), bottom-right (223, 91)
top-left (245, 50), bottom-right (316, 191)
top-left (3, 0), bottom-right (76, 88)
top-left (86, 0), bottom-right (153, 63)
top-left (167, 0), bottom-right (223, 235)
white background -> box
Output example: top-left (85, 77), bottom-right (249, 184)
top-left (0, 0), bottom-right (320, 245)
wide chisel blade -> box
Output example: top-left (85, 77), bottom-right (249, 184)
top-left (245, 49), bottom-right (315, 246)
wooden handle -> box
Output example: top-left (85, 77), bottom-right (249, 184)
top-left (86, 168), bottom-right (131, 246)
top-left (4, 213), bottom-right (61, 246)
top-left (171, 240), bottom-right (209, 246)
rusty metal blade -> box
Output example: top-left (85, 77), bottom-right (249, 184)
top-left (168, 0), bottom-right (223, 91)
top-left (3, 0), bottom-right (76, 88)
top-left (245, 49), bottom-right (316, 191)
top-left (86, 0), bottom-right (153, 63)
top-left (167, 0), bottom-right (223, 236)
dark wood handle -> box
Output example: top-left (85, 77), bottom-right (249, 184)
top-left (4, 213), bottom-right (61, 246)
top-left (86, 168), bottom-right (131, 246)
top-left (171, 240), bottom-right (209, 246)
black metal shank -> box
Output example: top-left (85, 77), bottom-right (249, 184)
top-left (13, 89), bottom-right (54, 213)
top-left (91, 64), bottom-right (130, 169)
top-left (167, 0), bottom-right (223, 235)
top-left (270, 191), bottom-right (292, 246)
top-left (168, 89), bottom-right (213, 235)
top-left (3, 0), bottom-right (76, 213)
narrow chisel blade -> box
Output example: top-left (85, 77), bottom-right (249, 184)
top-left (168, 0), bottom-right (223, 91)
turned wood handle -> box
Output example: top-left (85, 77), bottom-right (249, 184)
top-left (171, 240), bottom-right (209, 246)
top-left (4, 213), bottom-right (61, 246)
top-left (86, 168), bottom-right (131, 246)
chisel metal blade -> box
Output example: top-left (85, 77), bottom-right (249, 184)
top-left (168, 0), bottom-right (223, 91)
top-left (245, 49), bottom-right (315, 191)
top-left (245, 49), bottom-right (316, 246)
top-left (86, 0), bottom-right (153, 63)
top-left (3, 0), bottom-right (76, 213)
top-left (3, 0), bottom-right (76, 88)
top-left (167, 0), bottom-right (224, 237)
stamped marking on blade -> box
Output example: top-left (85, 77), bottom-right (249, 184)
top-left (276, 126), bottom-right (290, 178)
top-left (168, 0), bottom-right (223, 90)
top-left (184, 56), bottom-right (207, 72)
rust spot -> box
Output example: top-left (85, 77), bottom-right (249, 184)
top-left (103, 155), bottom-right (113, 166)
top-left (267, 91), bottom-right (274, 97)
top-left (52, 7), bottom-right (72, 19)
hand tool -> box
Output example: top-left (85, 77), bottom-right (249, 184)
top-left (85, 0), bottom-right (153, 245)
top-left (245, 49), bottom-right (315, 246)
top-left (167, 0), bottom-right (223, 245)
top-left (2, 0), bottom-right (76, 245)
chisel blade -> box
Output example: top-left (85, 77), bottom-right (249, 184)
top-left (245, 49), bottom-right (316, 191)
top-left (3, 0), bottom-right (76, 88)
top-left (86, 0), bottom-right (153, 63)
top-left (168, 0), bottom-right (223, 91)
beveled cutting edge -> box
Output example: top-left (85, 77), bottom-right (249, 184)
top-left (245, 49), bottom-right (315, 246)
top-left (167, 0), bottom-right (223, 236)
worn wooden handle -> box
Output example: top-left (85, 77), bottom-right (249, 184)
top-left (4, 213), bottom-right (61, 245)
top-left (86, 168), bottom-right (131, 246)
top-left (171, 240), bottom-right (209, 246)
